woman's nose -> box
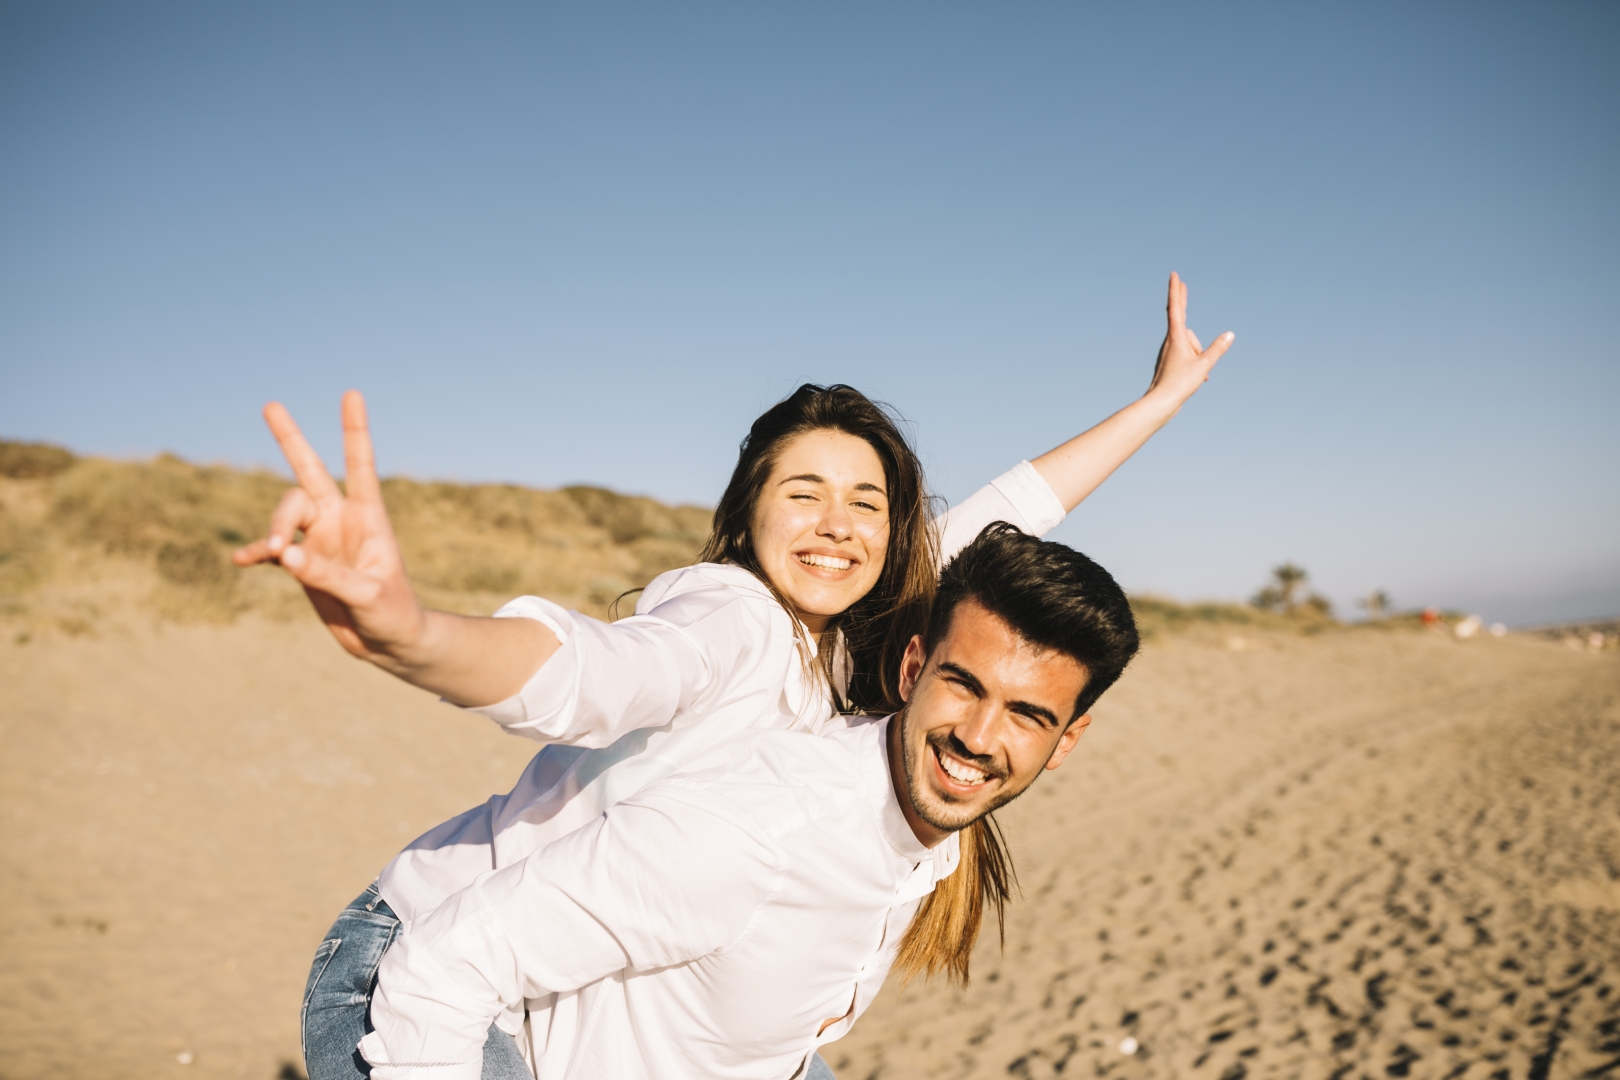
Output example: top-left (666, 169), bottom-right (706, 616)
top-left (816, 501), bottom-right (853, 541)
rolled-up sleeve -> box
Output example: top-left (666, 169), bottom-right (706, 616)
top-left (464, 577), bottom-right (781, 748)
top-left (937, 460), bottom-right (1067, 563)
top-left (360, 790), bottom-right (779, 1080)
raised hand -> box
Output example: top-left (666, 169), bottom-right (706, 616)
top-left (1146, 271), bottom-right (1234, 405)
top-left (1028, 272), bottom-right (1236, 512)
top-left (233, 391), bottom-right (428, 666)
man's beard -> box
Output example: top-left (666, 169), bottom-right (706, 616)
top-left (897, 708), bottom-right (1025, 834)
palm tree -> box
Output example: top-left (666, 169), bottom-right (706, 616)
top-left (1253, 562), bottom-right (1308, 612)
top-left (1358, 589), bottom-right (1393, 621)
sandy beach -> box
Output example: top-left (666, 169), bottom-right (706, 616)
top-left (2, 616), bottom-right (1616, 1079)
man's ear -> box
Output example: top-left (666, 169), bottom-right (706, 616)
top-left (897, 634), bottom-right (927, 703)
top-left (1043, 713), bottom-right (1092, 772)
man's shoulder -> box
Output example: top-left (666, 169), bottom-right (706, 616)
top-left (639, 720), bottom-right (887, 840)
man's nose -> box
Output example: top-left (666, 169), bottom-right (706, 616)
top-left (952, 703), bottom-right (1000, 760)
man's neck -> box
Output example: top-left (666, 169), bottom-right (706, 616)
top-left (886, 711), bottom-right (952, 849)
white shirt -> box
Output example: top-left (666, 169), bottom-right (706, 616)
top-left (377, 461), bottom-right (1064, 931)
top-left (361, 715), bottom-right (948, 1080)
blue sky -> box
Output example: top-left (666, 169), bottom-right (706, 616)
top-left (2, 2), bottom-right (1616, 624)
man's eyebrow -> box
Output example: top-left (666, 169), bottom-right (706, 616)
top-left (1007, 699), bottom-right (1062, 728)
top-left (935, 662), bottom-right (986, 697)
top-left (938, 662), bottom-right (1062, 727)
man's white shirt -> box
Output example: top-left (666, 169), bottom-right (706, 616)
top-left (376, 461), bottom-right (1064, 926)
top-left (360, 715), bottom-right (950, 1080)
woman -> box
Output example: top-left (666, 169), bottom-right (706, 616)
top-left (238, 274), bottom-right (1232, 1079)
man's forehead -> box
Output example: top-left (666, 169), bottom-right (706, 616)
top-left (935, 599), bottom-right (1087, 682)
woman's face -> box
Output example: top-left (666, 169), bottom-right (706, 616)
top-left (750, 429), bottom-right (892, 634)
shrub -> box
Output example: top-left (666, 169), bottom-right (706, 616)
top-left (0, 440), bottom-right (76, 479)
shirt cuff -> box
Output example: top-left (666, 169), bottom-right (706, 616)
top-left (459, 596), bottom-right (574, 729)
top-left (356, 1032), bottom-right (480, 1080)
top-left (989, 460), bottom-right (1067, 536)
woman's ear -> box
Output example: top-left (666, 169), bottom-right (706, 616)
top-left (897, 634), bottom-right (927, 702)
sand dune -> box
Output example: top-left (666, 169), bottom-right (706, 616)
top-left (2, 615), bottom-right (1616, 1079)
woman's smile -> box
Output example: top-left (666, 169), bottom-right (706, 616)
top-left (795, 551), bottom-right (857, 573)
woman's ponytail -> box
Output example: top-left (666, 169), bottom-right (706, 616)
top-left (892, 812), bottom-right (1016, 986)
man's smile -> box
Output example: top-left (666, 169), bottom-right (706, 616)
top-left (926, 731), bottom-right (1007, 797)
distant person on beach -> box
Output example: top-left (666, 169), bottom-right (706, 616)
top-left (342, 526), bottom-right (1139, 1080)
top-left (232, 275), bottom-right (1232, 1078)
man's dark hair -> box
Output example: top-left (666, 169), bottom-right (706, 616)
top-left (925, 522), bottom-right (1140, 721)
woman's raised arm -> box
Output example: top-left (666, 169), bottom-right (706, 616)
top-left (1030, 272), bottom-right (1234, 510)
top-left (232, 390), bottom-right (559, 707)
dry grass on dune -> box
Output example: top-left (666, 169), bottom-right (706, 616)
top-left (0, 439), bottom-right (712, 634)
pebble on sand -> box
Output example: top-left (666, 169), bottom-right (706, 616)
top-left (1119, 1036), bottom-right (1140, 1056)
top-left (176, 1051), bottom-right (193, 1065)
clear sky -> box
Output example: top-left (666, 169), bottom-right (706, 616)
top-left (2, 2), bottom-right (1616, 625)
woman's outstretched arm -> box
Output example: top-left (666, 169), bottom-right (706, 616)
top-left (232, 390), bottom-right (559, 707)
top-left (1030, 272), bottom-right (1234, 511)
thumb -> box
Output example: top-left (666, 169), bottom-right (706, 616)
top-left (280, 544), bottom-right (381, 609)
top-left (1200, 331), bottom-right (1236, 365)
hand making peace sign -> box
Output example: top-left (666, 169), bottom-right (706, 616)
top-left (232, 390), bottom-right (557, 702)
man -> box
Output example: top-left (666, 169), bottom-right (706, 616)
top-left (348, 524), bottom-right (1139, 1079)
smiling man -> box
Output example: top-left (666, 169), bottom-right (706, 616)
top-left (349, 524), bottom-right (1140, 1080)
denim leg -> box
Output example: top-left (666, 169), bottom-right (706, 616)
top-left (480, 1023), bottom-right (533, 1080)
top-left (805, 1052), bottom-right (837, 1080)
top-left (302, 883), bottom-right (401, 1080)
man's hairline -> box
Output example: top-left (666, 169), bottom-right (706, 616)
top-left (919, 595), bottom-right (1095, 727)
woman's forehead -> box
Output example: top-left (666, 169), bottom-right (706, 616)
top-left (770, 429), bottom-right (887, 488)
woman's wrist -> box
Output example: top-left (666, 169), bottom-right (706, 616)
top-left (1137, 383), bottom-right (1194, 423)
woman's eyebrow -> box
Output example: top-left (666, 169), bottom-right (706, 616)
top-left (774, 474), bottom-right (887, 496)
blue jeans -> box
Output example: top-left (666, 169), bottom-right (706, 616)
top-left (301, 882), bottom-right (532, 1080)
top-left (303, 883), bottom-right (839, 1080)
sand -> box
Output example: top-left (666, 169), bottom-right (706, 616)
top-left (2, 617), bottom-right (1617, 1079)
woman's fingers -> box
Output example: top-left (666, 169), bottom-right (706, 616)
top-left (264, 402), bottom-right (343, 502)
top-left (340, 390), bottom-right (384, 504)
top-left (1166, 271), bottom-right (1187, 331)
top-left (265, 486), bottom-right (318, 553)
top-left (232, 538), bottom-right (278, 566)
top-left (1202, 331), bottom-right (1236, 363)
top-left (279, 542), bottom-right (380, 609)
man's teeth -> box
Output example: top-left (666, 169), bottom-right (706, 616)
top-left (798, 554), bottom-right (853, 571)
top-left (938, 752), bottom-right (988, 786)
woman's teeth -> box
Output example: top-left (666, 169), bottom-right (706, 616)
top-left (798, 554), bottom-right (853, 571)
top-left (938, 751), bottom-right (988, 786)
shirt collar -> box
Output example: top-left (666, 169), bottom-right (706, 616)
top-left (870, 715), bottom-right (940, 865)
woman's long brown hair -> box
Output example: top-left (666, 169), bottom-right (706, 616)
top-left (698, 383), bottom-right (1012, 985)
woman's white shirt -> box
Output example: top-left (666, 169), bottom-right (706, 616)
top-left (376, 460), bottom-right (1065, 926)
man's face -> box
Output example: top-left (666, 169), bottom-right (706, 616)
top-left (892, 599), bottom-right (1092, 844)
